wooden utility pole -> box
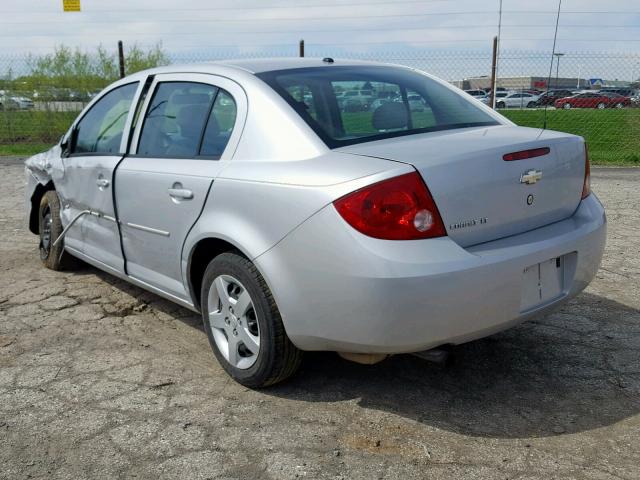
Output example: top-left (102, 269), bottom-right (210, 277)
top-left (299, 39), bottom-right (305, 58)
top-left (118, 41), bottom-right (125, 78)
top-left (489, 36), bottom-right (498, 109)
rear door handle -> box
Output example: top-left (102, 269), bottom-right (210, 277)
top-left (168, 188), bottom-right (194, 200)
top-left (96, 178), bottom-right (110, 188)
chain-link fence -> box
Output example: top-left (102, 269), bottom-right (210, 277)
top-left (1, 47), bottom-right (638, 164)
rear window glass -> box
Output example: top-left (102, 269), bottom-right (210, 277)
top-left (257, 66), bottom-right (498, 148)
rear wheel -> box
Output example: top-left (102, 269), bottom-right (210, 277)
top-left (563, 103), bottom-right (571, 109)
top-left (615, 102), bottom-right (624, 109)
top-left (201, 252), bottom-right (302, 387)
top-left (496, 101), bottom-right (505, 108)
top-left (527, 101), bottom-right (536, 108)
top-left (38, 190), bottom-right (77, 270)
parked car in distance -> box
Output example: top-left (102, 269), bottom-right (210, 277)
top-left (600, 87), bottom-right (636, 98)
top-left (0, 92), bottom-right (34, 110)
top-left (535, 89), bottom-right (575, 106)
top-left (554, 92), bottom-right (631, 109)
top-left (496, 92), bottom-right (539, 109)
top-left (464, 89), bottom-right (487, 98)
top-left (24, 58), bottom-right (605, 387)
top-left (339, 90), bottom-right (374, 112)
top-left (407, 93), bottom-right (426, 112)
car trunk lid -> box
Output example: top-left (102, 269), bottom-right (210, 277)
top-left (338, 125), bottom-right (586, 248)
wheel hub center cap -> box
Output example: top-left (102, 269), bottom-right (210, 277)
top-left (229, 310), bottom-right (239, 328)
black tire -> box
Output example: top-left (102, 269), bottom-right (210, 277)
top-left (527, 101), bottom-right (536, 108)
top-left (201, 252), bottom-right (302, 387)
top-left (497, 101), bottom-right (505, 108)
top-left (38, 190), bottom-right (78, 270)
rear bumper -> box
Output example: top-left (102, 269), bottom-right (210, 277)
top-left (256, 194), bottom-right (606, 353)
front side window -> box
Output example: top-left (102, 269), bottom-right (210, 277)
top-left (73, 82), bottom-right (138, 154)
top-left (258, 66), bottom-right (499, 148)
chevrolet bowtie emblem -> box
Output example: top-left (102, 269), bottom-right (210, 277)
top-left (520, 169), bottom-right (543, 185)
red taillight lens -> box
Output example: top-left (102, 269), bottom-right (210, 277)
top-left (503, 147), bottom-right (550, 161)
top-left (333, 172), bottom-right (447, 240)
top-left (581, 144), bottom-right (591, 199)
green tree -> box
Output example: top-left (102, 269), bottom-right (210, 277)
top-left (124, 43), bottom-right (169, 74)
top-left (18, 43), bottom-right (168, 98)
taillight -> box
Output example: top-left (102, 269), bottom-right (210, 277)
top-left (581, 144), bottom-right (591, 199)
top-left (333, 172), bottom-right (446, 240)
top-left (503, 147), bottom-right (550, 161)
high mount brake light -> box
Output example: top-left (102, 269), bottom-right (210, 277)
top-left (503, 147), bottom-right (550, 161)
top-left (333, 172), bottom-right (447, 240)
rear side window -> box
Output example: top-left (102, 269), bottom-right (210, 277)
top-left (73, 82), bottom-right (138, 155)
top-left (137, 82), bottom-right (217, 158)
top-left (258, 66), bottom-right (498, 148)
top-left (200, 90), bottom-right (237, 158)
top-left (137, 82), bottom-right (237, 159)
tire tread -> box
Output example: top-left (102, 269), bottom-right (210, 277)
top-left (202, 252), bottom-right (302, 387)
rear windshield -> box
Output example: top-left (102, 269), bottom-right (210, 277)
top-left (257, 66), bottom-right (499, 148)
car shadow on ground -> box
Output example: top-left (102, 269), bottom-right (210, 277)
top-left (93, 267), bottom-right (640, 439)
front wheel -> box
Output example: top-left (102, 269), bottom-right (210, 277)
top-left (615, 102), bottom-right (624, 109)
top-left (496, 101), bottom-right (505, 108)
top-left (38, 190), bottom-right (77, 270)
top-left (563, 103), bottom-right (571, 109)
top-left (596, 102), bottom-right (606, 109)
top-left (201, 252), bottom-right (302, 387)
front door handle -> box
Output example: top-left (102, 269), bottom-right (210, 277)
top-left (96, 178), bottom-right (110, 188)
top-left (168, 187), bottom-right (194, 200)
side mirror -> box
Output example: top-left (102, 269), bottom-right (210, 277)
top-left (61, 128), bottom-right (78, 157)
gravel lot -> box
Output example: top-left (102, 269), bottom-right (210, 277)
top-left (1, 158), bottom-right (639, 480)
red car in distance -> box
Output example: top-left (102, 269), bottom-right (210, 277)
top-left (554, 92), bottom-right (631, 109)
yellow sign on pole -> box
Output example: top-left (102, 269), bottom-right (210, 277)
top-left (62, 0), bottom-right (81, 12)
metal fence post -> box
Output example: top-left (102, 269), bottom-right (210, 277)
top-left (489, 36), bottom-right (498, 109)
top-left (118, 40), bottom-right (125, 78)
top-left (299, 39), bottom-right (305, 58)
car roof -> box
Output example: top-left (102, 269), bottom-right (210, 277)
top-left (214, 57), bottom-right (387, 73)
top-left (133, 58), bottom-right (395, 79)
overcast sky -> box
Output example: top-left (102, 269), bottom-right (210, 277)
top-left (1, 0), bottom-right (638, 80)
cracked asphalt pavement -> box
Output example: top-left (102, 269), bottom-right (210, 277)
top-left (1, 158), bottom-right (639, 479)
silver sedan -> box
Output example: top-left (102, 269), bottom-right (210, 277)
top-left (24, 58), bottom-right (606, 387)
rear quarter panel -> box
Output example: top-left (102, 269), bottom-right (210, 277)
top-left (180, 153), bottom-right (412, 291)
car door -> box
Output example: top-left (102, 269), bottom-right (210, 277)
top-left (55, 80), bottom-right (142, 274)
top-left (577, 93), bottom-right (594, 108)
top-left (115, 73), bottom-right (246, 302)
top-left (510, 93), bottom-right (523, 108)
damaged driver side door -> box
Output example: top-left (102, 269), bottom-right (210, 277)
top-left (56, 81), bottom-right (141, 275)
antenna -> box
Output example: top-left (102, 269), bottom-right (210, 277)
top-left (543, 0), bottom-right (563, 130)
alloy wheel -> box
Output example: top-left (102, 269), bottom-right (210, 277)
top-left (39, 205), bottom-right (53, 260)
top-left (207, 274), bottom-right (260, 369)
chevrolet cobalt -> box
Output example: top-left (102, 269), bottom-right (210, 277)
top-left (25, 59), bottom-right (606, 386)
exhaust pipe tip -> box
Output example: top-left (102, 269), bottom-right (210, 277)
top-left (411, 346), bottom-right (454, 367)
